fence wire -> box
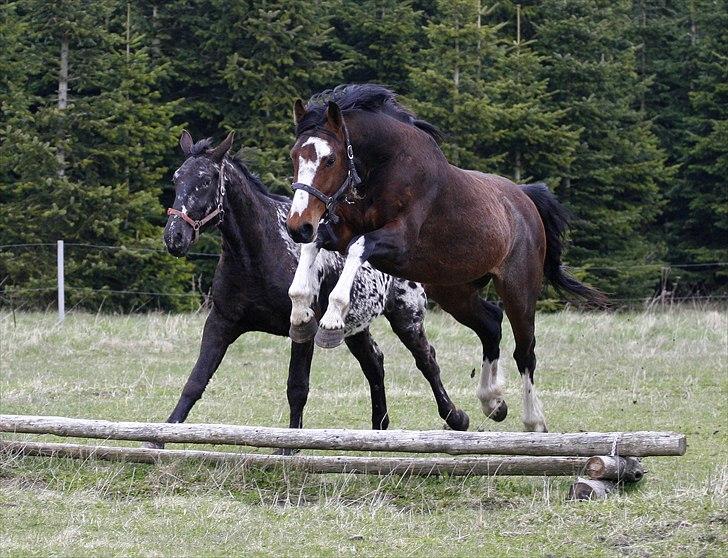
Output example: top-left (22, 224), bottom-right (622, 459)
top-left (1, 242), bottom-right (727, 311)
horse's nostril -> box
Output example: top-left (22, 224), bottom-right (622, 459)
top-left (287, 223), bottom-right (315, 243)
top-left (300, 223), bottom-right (314, 242)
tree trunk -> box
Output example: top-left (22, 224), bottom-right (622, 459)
top-left (57, 34), bottom-right (69, 177)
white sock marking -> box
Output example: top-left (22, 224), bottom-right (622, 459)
top-left (476, 358), bottom-right (505, 417)
top-left (522, 372), bottom-right (547, 432)
top-left (289, 242), bottom-right (321, 326)
top-left (319, 238), bottom-right (366, 331)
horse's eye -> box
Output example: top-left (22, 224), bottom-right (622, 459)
top-left (325, 155), bottom-right (336, 167)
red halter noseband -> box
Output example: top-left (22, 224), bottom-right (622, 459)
top-left (167, 162), bottom-right (226, 243)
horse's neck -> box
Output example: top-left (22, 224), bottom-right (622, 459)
top-left (217, 161), bottom-right (278, 263)
top-left (351, 112), bottom-right (443, 173)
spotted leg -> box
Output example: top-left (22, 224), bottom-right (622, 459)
top-left (385, 284), bottom-right (470, 431)
top-left (288, 242), bottom-right (321, 342)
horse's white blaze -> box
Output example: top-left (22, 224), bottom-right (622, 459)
top-left (290, 137), bottom-right (332, 218)
top-left (319, 237), bottom-right (366, 331)
top-left (289, 242), bottom-right (321, 326)
top-left (290, 190), bottom-right (310, 218)
top-left (476, 358), bottom-right (505, 416)
top-left (521, 372), bottom-right (547, 432)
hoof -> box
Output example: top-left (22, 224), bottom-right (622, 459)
top-left (314, 326), bottom-right (345, 348)
top-left (273, 447), bottom-right (300, 456)
top-left (289, 317), bottom-right (318, 343)
top-left (488, 400), bottom-right (508, 422)
top-left (446, 409), bottom-right (470, 431)
top-left (142, 440), bottom-right (164, 450)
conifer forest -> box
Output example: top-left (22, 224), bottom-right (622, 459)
top-left (1, 0), bottom-right (726, 311)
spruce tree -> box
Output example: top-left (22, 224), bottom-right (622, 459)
top-left (531, 0), bottom-right (673, 298)
top-left (668, 0), bottom-right (728, 291)
top-left (330, 0), bottom-right (422, 94)
top-left (0, 1), bottom-right (194, 311)
top-left (407, 0), bottom-right (507, 169)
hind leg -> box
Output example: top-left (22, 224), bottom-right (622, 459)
top-left (495, 276), bottom-right (548, 432)
top-left (427, 283), bottom-right (506, 424)
top-left (385, 283), bottom-right (469, 431)
top-left (344, 329), bottom-right (390, 430)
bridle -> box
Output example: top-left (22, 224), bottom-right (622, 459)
top-left (290, 118), bottom-right (362, 230)
top-left (166, 160), bottom-right (227, 243)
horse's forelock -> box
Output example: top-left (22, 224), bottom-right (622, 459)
top-left (189, 138), bottom-right (214, 157)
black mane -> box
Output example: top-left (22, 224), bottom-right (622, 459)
top-left (296, 84), bottom-right (442, 143)
top-left (186, 137), bottom-right (290, 203)
top-left (227, 156), bottom-right (291, 204)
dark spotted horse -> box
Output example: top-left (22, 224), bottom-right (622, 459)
top-left (286, 84), bottom-right (606, 433)
top-left (158, 130), bottom-right (469, 446)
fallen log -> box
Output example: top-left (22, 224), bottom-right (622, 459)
top-left (0, 415), bottom-right (688, 457)
top-left (1, 440), bottom-right (590, 477)
top-left (585, 455), bottom-right (644, 483)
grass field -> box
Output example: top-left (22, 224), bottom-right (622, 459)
top-left (1, 307), bottom-right (727, 557)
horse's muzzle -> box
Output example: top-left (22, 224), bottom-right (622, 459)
top-left (164, 218), bottom-right (193, 256)
top-left (287, 222), bottom-right (315, 244)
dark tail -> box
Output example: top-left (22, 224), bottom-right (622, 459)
top-left (520, 183), bottom-right (608, 307)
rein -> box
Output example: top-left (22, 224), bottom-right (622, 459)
top-left (290, 119), bottom-right (362, 232)
top-left (167, 161), bottom-right (227, 243)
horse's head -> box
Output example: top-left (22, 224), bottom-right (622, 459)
top-left (286, 99), bottom-right (358, 244)
top-left (164, 130), bottom-right (234, 256)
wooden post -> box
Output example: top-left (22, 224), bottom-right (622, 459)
top-left (585, 456), bottom-right (644, 483)
top-left (0, 440), bottom-right (590, 477)
top-left (0, 415), bottom-right (687, 457)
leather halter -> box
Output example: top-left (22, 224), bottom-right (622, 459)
top-left (290, 119), bottom-right (362, 230)
top-left (166, 161), bottom-right (226, 243)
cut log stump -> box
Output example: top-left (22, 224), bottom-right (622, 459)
top-left (567, 478), bottom-right (617, 501)
top-left (585, 455), bottom-right (644, 483)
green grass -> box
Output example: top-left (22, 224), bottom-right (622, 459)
top-left (1, 308), bottom-right (727, 557)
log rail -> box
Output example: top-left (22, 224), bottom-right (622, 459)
top-left (0, 415), bottom-right (687, 457)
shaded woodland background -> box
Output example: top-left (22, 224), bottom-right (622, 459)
top-left (1, 0), bottom-right (725, 311)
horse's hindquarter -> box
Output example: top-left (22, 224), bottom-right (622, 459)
top-left (402, 169), bottom-right (527, 285)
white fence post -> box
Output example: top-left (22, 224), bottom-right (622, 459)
top-left (57, 240), bottom-right (64, 321)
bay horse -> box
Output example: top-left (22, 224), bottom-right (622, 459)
top-left (285, 84), bottom-right (606, 432)
top-left (158, 130), bottom-right (469, 447)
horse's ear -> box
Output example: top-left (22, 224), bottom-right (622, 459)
top-left (325, 101), bottom-right (343, 131)
top-left (293, 99), bottom-right (306, 125)
top-left (180, 130), bottom-right (193, 156)
top-left (209, 130), bottom-right (235, 163)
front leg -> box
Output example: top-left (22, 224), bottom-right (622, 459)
top-left (289, 242), bottom-right (321, 342)
top-left (316, 225), bottom-right (408, 348)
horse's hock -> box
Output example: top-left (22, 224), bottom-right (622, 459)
top-left (0, 414), bottom-right (686, 501)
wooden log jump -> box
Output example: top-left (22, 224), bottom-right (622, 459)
top-left (0, 415), bottom-right (687, 457)
top-left (0, 440), bottom-right (589, 477)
